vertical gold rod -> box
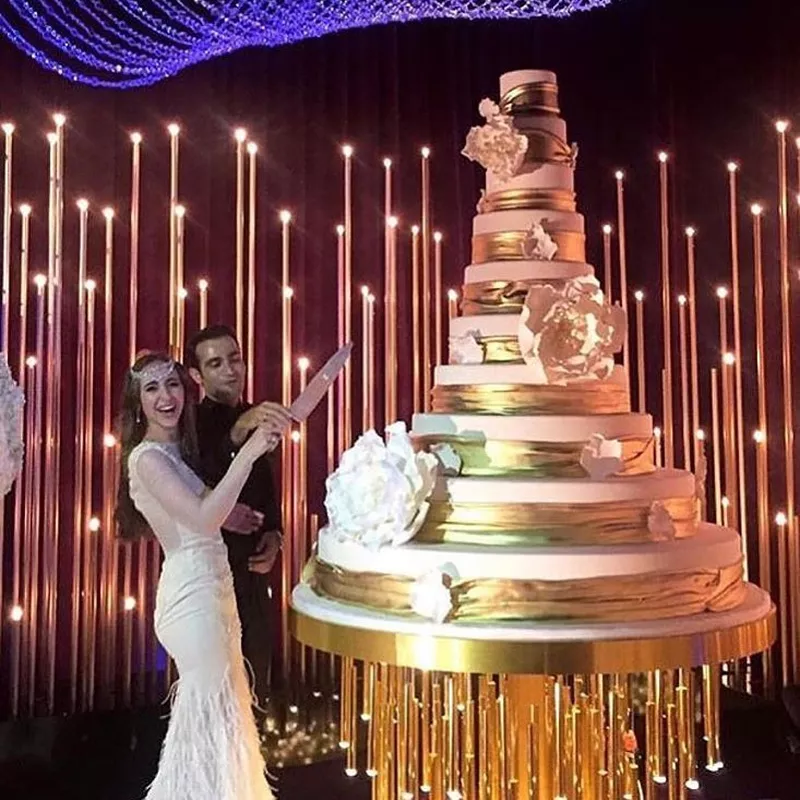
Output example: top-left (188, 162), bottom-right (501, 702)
top-left (128, 134), bottom-right (141, 363)
top-left (635, 292), bottom-right (646, 413)
top-left (421, 148), bottom-right (432, 412)
top-left (343, 147), bottom-right (353, 450)
top-left (678, 296), bottom-right (691, 470)
top-left (336, 223), bottom-right (345, 455)
top-left (602, 224), bottom-right (613, 303)
top-left (167, 125), bottom-right (179, 353)
top-left (777, 515), bottom-right (790, 685)
top-left (246, 142), bottom-right (257, 403)
top-left (702, 664), bottom-right (722, 770)
top-left (421, 671), bottom-right (431, 793)
top-left (776, 122), bottom-right (798, 680)
top-left (1, 124), bottom-right (13, 353)
top-left (385, 218), bottom-right (399, 425)
top-left (607, 678), bottom-right (618, 800)
top-left (658, 152), bottom-right (674, 467)
top-left (711, 369), bottom-right (722, 525)
top-left (411, 226), bottom-right (421, 413)
top-left (434, 231), bottom-right (443, 367)
top-left (717, 288), bottom-right (738, 534)
top-left (685, 229), bottom-right (700, 459)
top-left (615, 171), bottom-right (630, 381)
top-left (234, 131), bottom-right (245, 345)
top-left (554, 678), bottom-right (564, 799)
top-left (280, 214), bottom-right (292, 680)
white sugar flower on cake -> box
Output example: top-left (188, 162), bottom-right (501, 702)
top-left (647, 501), bottom-right (676, 541)
top-left (0, 353), bottom-right (24, 498)
top-left (324, 421), bottom-right (439, 550)
top-left (517, 276), bottom-right (627, 385)
top-left (410, 565), bottom-right (458, 623)
top-left (461, 98), bottom-right (528, 183)
top-left (580, 434), bottom-right (624, 479)
top-left (521, 220), bottom-right (559, 261)
top-left (449, 330), bottom-right (484, 364)
top-left (430, 443), bottom-right (462, 476)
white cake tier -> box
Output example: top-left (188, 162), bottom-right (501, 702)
top-left (450, 313), bottom-right (520, 341)
top-left (412, 411), bottom-right (653, 443)
top-left (433, 469), bottom-right (693, 506)
top-left (486, 164), bottom-right (574, 195)
top-left (464, 260), bottom-right (593, 284)
top-left (317, 523), bottom-right (738, 583)
top-left (474, 208), bottom-right (584, 237)
top-left (501, 69), bottom-right (557, 96)
top-left (292, 582), bottom-right (769, 646)
top-left (435, 362), bottom-right (628, 386)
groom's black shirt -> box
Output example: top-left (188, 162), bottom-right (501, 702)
top-left (195, 396), bottom-right (281, 566)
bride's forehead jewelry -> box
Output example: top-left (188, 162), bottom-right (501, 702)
top-left (131, 358), bottom-right (176, 386)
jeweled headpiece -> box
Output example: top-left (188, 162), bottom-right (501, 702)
top-left (130, 357), bottom-right (176, 386)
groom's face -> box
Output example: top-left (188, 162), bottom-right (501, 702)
top-left (192, 335), bottom-right (245, 406)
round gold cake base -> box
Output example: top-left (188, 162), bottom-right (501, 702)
top-left (291, 603), bottom-right (776, 675)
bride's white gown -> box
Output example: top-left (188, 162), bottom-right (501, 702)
top-left (128, 440), bottom-right (274, 800)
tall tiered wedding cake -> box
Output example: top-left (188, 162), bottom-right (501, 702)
top-left (293, 69), bottom-right (769, 645)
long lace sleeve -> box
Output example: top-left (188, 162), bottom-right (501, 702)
top-left (132, 447), bottom-right (255, 535)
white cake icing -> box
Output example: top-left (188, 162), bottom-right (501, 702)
top-left (412, 412), bottom-right (653, 443)
top-left (435, 362), bottom-right (628, 386)
top-left (486, 164), bottom-right (574, 196)
top-left (317, 524), bottom-right (738, 583)
top-left (464, 260), bottom-right (593, 284)
top-left (450, 313), bottom-right (521, 340)
top-left (500, 69), bottom-right (557, 96)
top-left (434, 469), bottom-right (693, 506)
top-left (474, 209), bottom-right (585, 237)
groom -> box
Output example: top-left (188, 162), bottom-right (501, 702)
top-left (187, 324), bottom-right (286, 708)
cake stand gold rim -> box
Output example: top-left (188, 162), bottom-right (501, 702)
top-left (290, 604), bottom-right (776, 674)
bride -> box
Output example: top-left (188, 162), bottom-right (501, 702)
top-left (115, 352), bottom-right (289, 799)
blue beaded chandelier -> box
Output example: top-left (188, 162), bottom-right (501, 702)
top-left (0, 1), bottom-right (613, 88)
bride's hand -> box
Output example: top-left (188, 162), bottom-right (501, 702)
top-left (243, 419), bottom-right (286, 460)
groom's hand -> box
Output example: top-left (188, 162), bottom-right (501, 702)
top-left (224, 503), bottom-right (263, 535)
top-left (231, 401), bottom-right (292, 447)
top-left (248, 530), bottom-right (281, 574)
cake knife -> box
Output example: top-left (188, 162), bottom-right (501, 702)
top-left (288, 342), bottom-right (353, 422)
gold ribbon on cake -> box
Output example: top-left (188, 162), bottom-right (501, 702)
top-left (431, 382), bottom-right (631, 416)
top-left (515, 127), bottom-right (574, 167)
top-left (415, 495), bottom-right (698, 546)
top-left (473, 230), bottom-right (586, 264)
top-left (305, 557), bottom-right (745, 624)
top-left (500, 81), bottom-right (560, 115)
top-left (415, 434), bottom-right (655, 477)
top-left (480, 336), bottom-right (523, 363)
top-left (480, 188), bottom-right (576, 214)
top-left (461, 280), bottom-right (550, 315)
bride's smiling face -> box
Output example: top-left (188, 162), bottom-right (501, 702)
top-left (138, 363), bottom-right (185, 436)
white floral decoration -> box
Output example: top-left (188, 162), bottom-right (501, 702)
top-left (449, 331), bottom-right (484, 365)
top-left (647, 501), bottom-right (676, 541)
top-left (324, 421), bottom-right (439, 550)
top-left (430, 443), bottom-right (462, 476)
top-left (0, 353), bottom-right (24, 498)
top-left (569, 142), bottom-right (580, 169)
top-left (410, 565), bottom-right (458, 623)
top-left (461, 98), bottom-right (529, 183)
top-left (476, 189), bottom-right (488, 214)
top-left (579, 434), bottom-right (624, 479)
top-left (517, 275), bottom-right (627, 385)
top-left (521, 220), bottom-right (559, 261)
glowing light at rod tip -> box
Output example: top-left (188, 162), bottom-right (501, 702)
top-left (653, 775), bottom-right (667, 785)
top-left (716, 286), bottom-right (728, 299)
top-left (76, 198), bottom-right (88, 212)
top-left (383, 157), bottom-right (392, 168)
top-left (46, 132), bottom-right (57, 144)
top-left (753, 429), bottom-right (766, 444)
top-left (433, 230), bottom-right (442, 242)
top-left (678, 294), bottom-right (687, 305)
top-left (361, 285), bottom-right (370, 296)
top-left (198, 278), bottom-right (209, 291)
top-left (685, 779), bottom-right (700, 790)
top-left (123, 596), bottom-right (137, 611)
top-left (696, 428), bottom-right (706, 441)
top-left (614, 169), bottom-right (624, 180)
top-left (751, 203), bottom-right (763, 216)
top-left (84, 279), bottom-right (96, 291)
top-left (103, 207), bottom-right (115, 220)
top-left (103, 433), bottom-right (117, 448)
top-left (279, 209), bottom-right (292, 224)
top-left (368, 293), bottom-right (375, 303)
top-left (88, 517), bottom-right (101, 532)
top-left (602, 223), bottom-right (612, 235)
top-left (448, 289), bottom-right (458, 301)
top-left (411, 225), bottom-right (420, 235)
top-left (19, 203), bottom-right (31, 216)
top-left (634, 290), bottom-right (644, 302)
top-left (297, 357), bottom-right (310, 371)
top-left (388, 216), bottom-right (399, 229)
top-left (657, 151), bottom-right (668, 163)
top-left (9, 605), bottom-right (23, 622)
top-left (234, 127), bottom-right (247, 143)
top-left (25, 356), bottom-right (36, 368)
top-left (246, 141), bottom-right (257, 155)
top-left (654, 426), bottom-right (662, 437)
top-left (776, 120), bottom-right (789, 133)
top-left (283, 286), bottom-right (294, 299)
top-left (721, 496), bottom-right (730, 508)
top-left (336, 224), bottom-right (345, 236)
top-left (726, 161), bottom-right (738, 173)
top-left (1, 122), bottom-right (14, 135)
top-left (34, 274), bottom-right (47, 289)
top-left (421, 146), bottom-right (431, 158)
top-left (291, 430), bottom-right (301, 443)
top-left (776, 512), bottom-right (788, 526)
top-left (130, 131), bottom-right (142, 144)
top-left (723, 352), bottom-right (735, 366)
top-left (177, 287), bottom-right (188, 300)
top-left (167, 122), bottom-right (180, 136)
top-left (174, 204), bottom-right (186, 218)
top-left (341, 144), bottom-right (353, 158)
top-left (685, 226), bottom-right (696, 237)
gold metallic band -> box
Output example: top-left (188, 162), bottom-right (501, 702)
top-left (461, 280), bottom-right (560, 315)
top-left (431, 382), bottom-right (631, 415)
top-left (416, 495), bottom-right (698, 546)
top-left (291, 602), bottom-right (776, 674)
top-left (472, 230), bottom-right (586, 264)
top-left (480, 188), bottom-right (576, 213)
top-left (304, 557), bottom-right (744, 624)
top-left (500, 82), bottom-right (559, 115)
top-left (415, 433), bottom-right (655, 477)
top-left (517, 128), bottom-right (574, 166)
top-left (480, 335), bottom-right (522, 363)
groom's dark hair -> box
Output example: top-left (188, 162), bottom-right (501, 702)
top-left (185, 324), bottom-right (239, 371)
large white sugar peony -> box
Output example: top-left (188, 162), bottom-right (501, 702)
top-left (325, 422), bottom-right (439, 549)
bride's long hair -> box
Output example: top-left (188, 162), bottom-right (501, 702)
top-left (115, 351), bottom-right (200, 540)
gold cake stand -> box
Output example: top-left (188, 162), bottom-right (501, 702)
top-left (292, 590), bottom-right (776, 800)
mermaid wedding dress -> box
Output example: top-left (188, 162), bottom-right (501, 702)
top-left (128, 440), bottom-right (274, 800)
